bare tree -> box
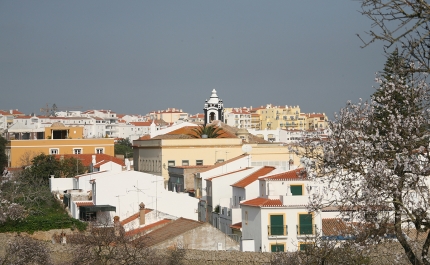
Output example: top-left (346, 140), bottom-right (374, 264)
top-left (295, 61), bottom-right (430, 263)
top-left (358, 0), bottom-right (430, 73)
top-left (0, 236), bottom-right (52, 265)
top-left (66, 220), bottom-right (163, 265)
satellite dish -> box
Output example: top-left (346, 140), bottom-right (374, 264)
top-left (242, 144), bottom-right (252, 153)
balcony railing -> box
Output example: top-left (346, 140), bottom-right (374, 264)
top-left (267, 225), bottom-right (288, 237)
top-left (296, 224), bottom-right (317, 236)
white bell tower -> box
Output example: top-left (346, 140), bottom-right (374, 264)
top-left (204, 89), bottom-right (224, 125)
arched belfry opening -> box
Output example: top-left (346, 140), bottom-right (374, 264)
top-left (204, 89), bottom-right (224, 125)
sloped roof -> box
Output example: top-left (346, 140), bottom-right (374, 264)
top-left (260, 168), bottom-right (306, 181)
top-left (322, 218), bottom-right (351, 236)
top-left (199, 154), bottom-right (250, 173)
top-left (231, 166), bottom-right (276, 188)
top-left (120, 209), bottom-right (153, 226)
top-left (240, 197), bottom-right (283, 207)
top-left (125, 219), bottom-right (172, 237)
top-left (130, 122), bottom-right (152, 126)
top-left (142, 217), bottom-right (203, 246)
top-left (206, 167), bottom-right (251, 181)
top-left (75, 201), bottom-right (94, 207)
top-left (230, 222), bottom-right (242, 230)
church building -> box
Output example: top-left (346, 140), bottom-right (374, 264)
top-left (204, 89), bottom-right (224, 125)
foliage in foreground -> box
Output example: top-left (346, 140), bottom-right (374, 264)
top-left (295, 52), bottom-right (430, 264)
top-left (0, 154), bottom-right (87, 233)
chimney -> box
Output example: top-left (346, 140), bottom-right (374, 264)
top-left (139, 202), bottom-right (146, 225)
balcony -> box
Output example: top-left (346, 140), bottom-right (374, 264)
top-left (296, 224), bottom-right (317, 238)
top-left (267, 225), bottom-right (288, 238)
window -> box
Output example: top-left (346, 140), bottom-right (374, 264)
top-left (271, 244), bottom-right (285, 252)
top-left (182, 160), bottom-right (189, 166)
top-left (50, 148), bottom-right (59, 155)
top-left (299, 243), bottom-right (313, 251)
top-left (269, 214), bottom-right (285, 236)
top-left (290, 185), bottom-right (303, 196)
top-left (95, 148), bottom-right (104, 154)
top-left (73, 148), bottom-right (82, 154)
top-left (298, 214), bottom-right (313, 235)
top-left (196, 160), bottom-right (203, 166)
top-left (168, 160), bottom-right (175, 166)
top-left (245, 211), bottom-right (248, 225)
top-left (216, 159), bottom-right (224, 163)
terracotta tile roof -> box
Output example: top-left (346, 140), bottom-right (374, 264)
top-left (54, 154), bottom-right (125, 167)
top-left (130, 122), bottom-right (152, 126)
top-left (75, 201), bottom-right (94, 207)
top-left (120, 209), bottom-right (153, 226)
top-left (230, 222), bottom-right (242, 230)
top-left (240, 197), bottom-right (283, 207)
top-left (125, 219), bottom-right (172, 237)
top-left (157, 125), bottom-right (237, 139)
top-left (231, 166), bottom-right (276, 188)
top-left (137, 134), bottom-right (151, 140)
top-left (0, 110), bottom-right (10, 115)
top-left (142, 217), bottom-right (204, 247)
top-left (322, 218), bottom-right (351, 236)
top-left (11, 109), bottom-right (24, 115)
top-left (260, 168), bottom-right (306, 181)
top-left (206, 167), bottom-right (251, 181)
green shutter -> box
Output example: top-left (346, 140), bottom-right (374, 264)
top-left (290, 185), bottom-right (303, 195)
top-left (299, 214), bottom-right (313, 234)
top-left (270, 215), bottom-right (284, 235)
top-left (271, 244), bottom-right (284, 252)
top-left (300, 243), bottom-right (312, 251)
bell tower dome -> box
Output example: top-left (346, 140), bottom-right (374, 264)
top-left (204, 89), bottom-right (224, 125)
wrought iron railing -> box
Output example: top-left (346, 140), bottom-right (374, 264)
top-left (267, 225), bottom-right (288, 236)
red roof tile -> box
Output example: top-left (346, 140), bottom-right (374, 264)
top-left (125, 219), bottom-right (172, 237)
top-left (231, 166), bottom-right (276, 188)
top-left (240, 197), bottom-right (283, 207)
top-left (75, 201), bottom-right (94, 207)
top-left (141, 218), bottom-right (204, 246)
top-left (130, 122), bottom-right (152, 126)
top-left (260, 168), bottom-right (306, 181)
top-left (230, 222), bottom-right (242, 230)
top-left (120, 209), bottom-right (153, 226)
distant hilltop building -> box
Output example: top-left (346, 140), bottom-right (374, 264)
top-left (204, 89), bottom-right (224, 125)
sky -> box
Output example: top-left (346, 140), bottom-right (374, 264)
top-left (0, 1), bottom-right (386, 119)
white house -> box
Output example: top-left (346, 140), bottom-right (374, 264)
top-left (230, 166), bottom-right (279, 226)
top-left (206, 167), bottom-right (261, 234)
top-left (50, 170), bottom-right (199, 223)
top-left (240, 168), bottom-right (323, 252)
top-left (195, 154), bottom-right (251, 200)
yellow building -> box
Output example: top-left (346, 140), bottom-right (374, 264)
top-left (253, 104), bottom-right (328, 131)
top-left (5, 123), bottom-right (114, 167)
top-left (132, 124), bottom-right (300, 183)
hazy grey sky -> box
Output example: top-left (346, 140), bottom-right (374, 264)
top-left (1, 1), bottom-right (386, 118)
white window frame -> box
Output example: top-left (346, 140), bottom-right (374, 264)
top-left (95, 147), bottom-right (104, 154)
top-left (73, 148), bottom-right (83, 154)
top-left (182, 160), bottom-right (189, 166)
top-left (50, 148), bottom-right (59, 155)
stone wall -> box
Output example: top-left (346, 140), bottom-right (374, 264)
top-left (0, 232), bottom-right (272, 265)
